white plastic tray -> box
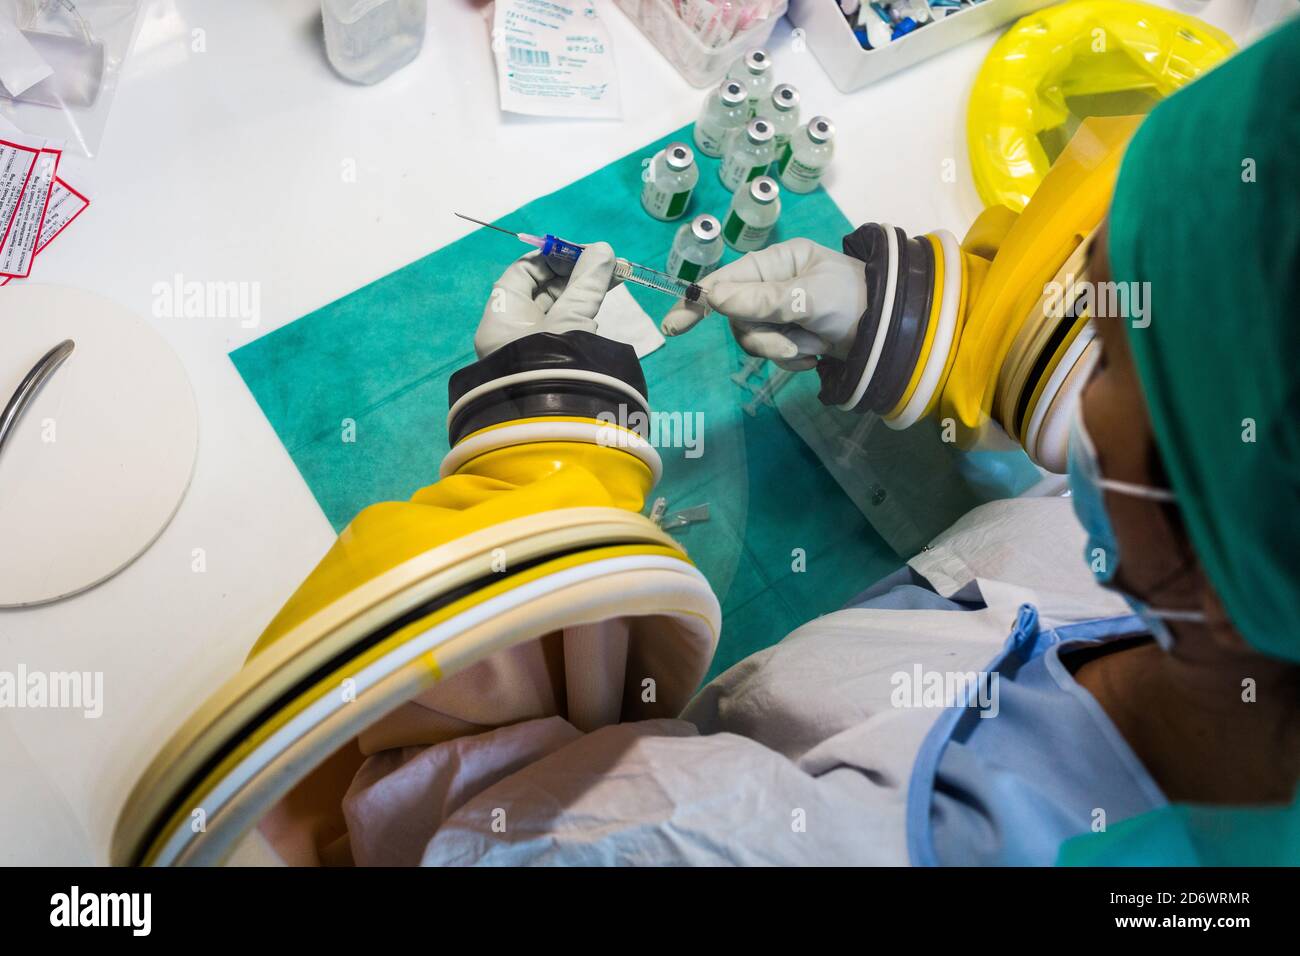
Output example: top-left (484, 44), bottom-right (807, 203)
top-left (787, 0), bottom-right (1059, 92)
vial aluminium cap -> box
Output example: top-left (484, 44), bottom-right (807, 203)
top-left (750, 176), bottom-right (779, 203)
top-left (771, 83), bottom-right (799, 111)
top-left (665, 142), bottom-right (694, 171)
top-left (691, 214), bottom-right (721, 242)
top-left (746, 118), bottom-right (774, 144)
top-left (808, 116), bottom-right (836, 144)
top-left (744, 49), bottom-right (771, 75)
top-left (720, 79), bottom-right (748, 107)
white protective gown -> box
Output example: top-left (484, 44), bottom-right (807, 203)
top-left (333, 496), bottom-right (1128, 866)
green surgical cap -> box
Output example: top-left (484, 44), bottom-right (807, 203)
top-left (1108, 16), bottom-right (1300, 665)
top-left (1061, 18), bottom-right (1300, 867)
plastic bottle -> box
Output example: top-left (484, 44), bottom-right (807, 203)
top-left (667, 214), bottom-right (725, 282)
top-left (641, 142), bottom-right (699, 221)
top-left (766, 84), bottom-right (801, 155)
top-left (726, 48), bottom-right (773, 119)
top-left (719, 118), bottom-right (776, 192)
top-left (722, 176), bottom-right (781, 252)
top-left (322, 0), bottom-right (426, 85)
top-left (693, 78), bottom-right (750, 159)
top-left (778, 116), bottom-right (835, 194)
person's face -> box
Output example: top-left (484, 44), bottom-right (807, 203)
top-left (1077, 225), bottom-right (1240, 655)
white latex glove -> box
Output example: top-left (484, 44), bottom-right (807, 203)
top-left (661, 238), bottom-right (870, 371)
top-left (475, 241), bottom-right (618, 358)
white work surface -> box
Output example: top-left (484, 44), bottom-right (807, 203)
top-left (0, 0), bottom-right (1278, 865)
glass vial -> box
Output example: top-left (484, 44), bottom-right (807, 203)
top-left (322, 0), bottom-right (427, 85)
top-left (641, 142), bottom-right (699, 221)
top-left (778, 116), bottom-right (835, 194)
top-left (719, 117), bottom-right (777, 192)
top-left (723, 176), bottom-right (781, 252)
top-left (767, 84), bottom-right (801, 154)
top-left (667, 214), bottom-right (725, 282)
top-left (693, 78), bottom-right (749, 159)
top-left (726, 48), bottom-right (773, 119)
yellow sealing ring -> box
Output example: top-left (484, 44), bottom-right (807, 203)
top-left (140, 542), bottom-right (694, 865)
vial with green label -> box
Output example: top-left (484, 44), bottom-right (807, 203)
top-left (719, 118), bottom-right (776, 192)
top-left (693, 78), bottom-right (749, 159)
top-left (641, 142), bottom-right (699, 221)
top-left (722, 175), bottom-right (780, 252)
top-left (778, 116), bottom-right (835, 194)
top-left (726, 48), bottom-right (773, 119)
top-left (667, 214), bottom-right (724, 282)
top-left (767, 84), bottom-right (800, 154)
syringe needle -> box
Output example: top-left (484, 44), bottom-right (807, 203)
top-left (454, 213), bottom-right (709, 313)
top-left (454, 212), bottom-right (520, 239)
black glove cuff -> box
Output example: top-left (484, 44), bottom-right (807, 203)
top-left (861, 231), bottom-right (934, 414)
top-left (816, 224), bottom-right (937, 416)
top-left (816, 223), bottom-right (891, 408)
top-left (447, 331), bottom-right (649, 446)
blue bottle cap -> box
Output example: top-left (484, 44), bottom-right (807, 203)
top-left (892, 16), bottom-right (919, 39)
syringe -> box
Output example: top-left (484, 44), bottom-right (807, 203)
top-left (455, 213), bottom-right (711, 314)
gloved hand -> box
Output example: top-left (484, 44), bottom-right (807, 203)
top-left (475, 241), bottom-right (618, 359)
top-left (661, 238), bottom-right (870, 371)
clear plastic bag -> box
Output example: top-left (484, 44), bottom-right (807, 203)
top-left (0, 0), bottom-right (145, 158)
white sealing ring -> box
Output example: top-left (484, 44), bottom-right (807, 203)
top-left (441, 418), bottom-right (664, 485)
top-left (887, 229), bottom-right (961, 430)
top-left (838, 223), bottom-right (899, 412)
top-left (1024, 323), bottom-right (1095, 471)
